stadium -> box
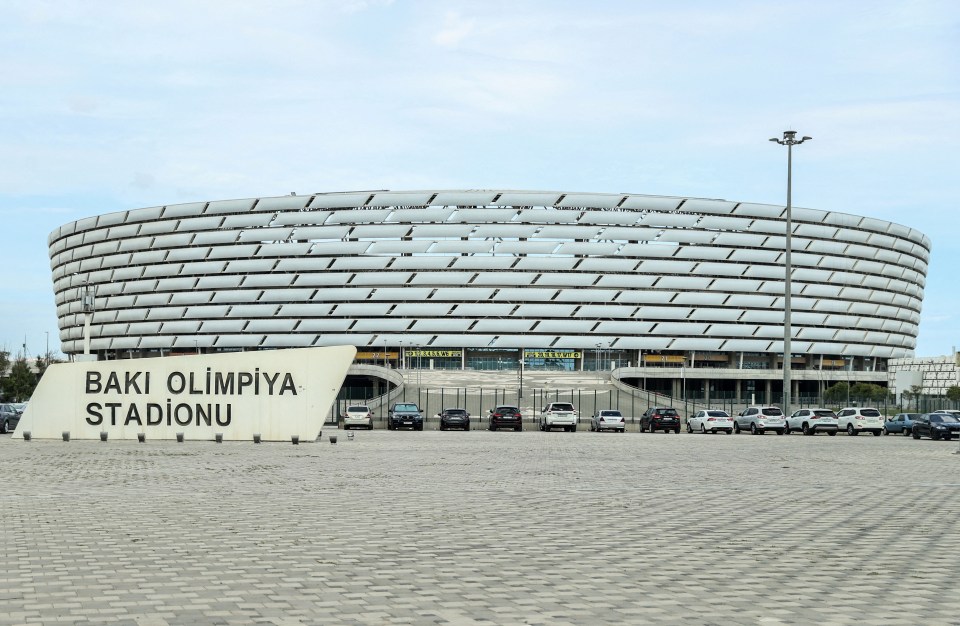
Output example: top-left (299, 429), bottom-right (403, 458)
top-left (49, 189), bottom-right (930, 404)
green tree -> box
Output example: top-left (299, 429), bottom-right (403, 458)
top-left (6, 357), bottom-right (37, 401)
top-left (824, 382), bottom-right (849, 406)
top-left (946, 385), bottom-right (960, 404)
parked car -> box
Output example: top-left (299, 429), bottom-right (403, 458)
top-left (488, 405), bottom-right (522, 431)
top-left (590, 409), bottom-right (625, 433)
top-left (640, 407), bottom-right (681, 433)
top-left (687, 409), bottom-right (733, 434)
top-left (341, 404), bottom-right (374, 430)
top-left (836, 407), bottom-right (884, 436)
top-left (912, 412), bottom-right (960, 440)
top-left (387, 402), bottom-right (423, 430)
top-left (733, 406), bottom-right (785, 435)
top-left (784, 408), bottom-right (838, 436)
top-left (0, 403), bottom-right (23, 434)
top-left (884, 413), bottom-right (919, 436)
top-left (540, 402), bottom-right (577, 432)
top-left (440, 407), bottom-right (470, 431)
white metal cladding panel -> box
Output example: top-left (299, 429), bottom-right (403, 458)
top-left (325, 209), bottom-right (393, 224)
top-left (799, 283), bottom-right (844, 299)
top-left (126, 206), bottom-right (166, 224)
top-left (688, 307), bottom-right (741, 321)
top-left (368, 191), bottom-right (434, 206)
top-left (725, 294), bottom-right (778, 308)
top-left (752, 325), bottom-right (785, 339)
top-left (855, 317), bottom-right (885, 330)
top-left (493, 241), bottom-right (558, 255)
top-left (328, 257), bottom-right (391, 271)
top-left (290, 272), bottom-right (349, 287)
top-left (118, 279), bottom-right (156, 294)
top-left (557, 193), bottom-right (623, 209)
top-left (585, 320), bottom-right (654, 335)
top-left (190, 230), bottom-right (240, 246)
top-left (391, 207), bottom-right (456, 223)
top-left (349, 272), bottom-right (412, 286)
top-left (125, 321), bottom-right (164, 336)
top-left (260, 335), bottom-right (315, 348)
top-left (175, 215), bottom-right (223, 233)
top-left (727, 248), bottom-right (781, 264)
top-left (648, 322), bottom-right (709, 335)
top-left (553, 289), bottom-right (615, 302)
top-left (241, 274), bottom-right (295, 288)
top-left (889, 293), bottom-right (918, 309)
top-left (514, 303), bottom-right (577, 317)
top-left (249, 196), bottom-right (312, 213)
top-left (834, 329), bottom-right (868, 343)
top-left (704, 324), bottom-right (759, 337)
top-left (343, 224), bottom-right (409, 239)
top-left (408, 224), bottom-right (473, 238)
top-left (432, 287), bottom-right (495, 301)
top-left (392, 303), bottom-right (452, 316)
top-left (578, 211), bottom-right (643, 226)
top-left (742, 265), bottom-right (787, 280)
top-left (536, 225), bottom-right (601, 239)
top-left (555, 242), bottom-right (620, 256)
top-left (237, 227), bottom-right (294, 243)
top-left (598, 226), bottom-right (649, 240)
top-left (860, 275), bottom-right (892, 291)
top-left (513, 257), bottom-right (577, 271)
top-left (533, 273), bottom-right (597, 287)
top-left (472, 319), bottom-right (535, 333)
top-left (643, 213), bottom-right (701, 229)
top-left (182, 305), bottom-right (231, 318)
top-left (158, 320), bottom-right (202, 334)
top-left (162, 249), bottom-right (207, 264)
top-left (635, 306), bottom-right (692, 320)
top-left (794, 223), bottom-right (838, 239)
top-left (365, 287), bottom-right (430, 301)
top-left (331, 302), bottom-right (392, 317)
top-left (617, 243), bottom-right (679, 258)
top-left (619, 196), bottom-right (683, 211)
top-left (191, 274), bottom-right (243, 291)
top-left (738, 309), bottom-right (784, 324)
top-left (595, 275), bottom-right (658, 289)
top-left (428, 241), bottom-right (494, 254)
top-left (308, 193), bottom-right (374, 209)
top-left (257, 288), bottom-right (315, 303)
top-left (692, 262), bottom-right (745, 277)
top-left (639, 260), bottom-right (697, 274)
top-left (161, 202), bottom-right (206, 219)
top-left (615, 290), bottom-right (681, 304)
top-left (731, 203), bottom-right (781, 219)
top-left (349, 318), bottom-right (411, 332)
top-left (245, 319), bottom-right (298, 333)
top-left (177, 261), bottom-right (225, 276)
top-left (272, 213), bottom-right (333, 228)
top-left (117, 236), bottom-right (156, 253)
top-left (454, 303), bottom-right (515, 316)
top-left (656, 276), bottom-right (713, 290)
top-left (386, 257), bottom-right (451, 271)
top-left (80, 229), bottom-right (108, 245)
top-left (297, 317), bottom-right (353, 333)
top-left (209, 290), bottom-right (261, 304)
top-left (790, 252), bottom-right (824, 268)
top-left (309, 241), bottom-right (371, 256)
top-left (408, 272), bottom-right (474, 286)
top-left (707, 278), bottom-right (760, 293)
top-left (213, 243), bottom-right (266, 260)
top-left (794, 327), bottom-right (837, 341)
top-left (154, 232), bottom-right (201, 250)
top-left (673, 246), bottom-right (730, 261)
top-left (212, 335), bottom-right (263, 348)
top-left (848, 302), bottom-right (882, 318)
top-left (470, 272), bottom-right (535, 286)
top-left (222, 214), bottom-right (274, 229)
top-left (450, 208), bottom-right (519, 223)
top-left (572, 304), bottom-right (633, 318)
top-left (78, 257), bottom-right (104, 272)
top-left (535, 319), bottom-right (597, 333)
top-left (495, 192), bottom-right (562, 207)
top-left (671, 292), bottom-right (728, 307)
top-left (72, 216), bottom-right (98, 234)
top-left (792, 268), bottom-right (835, 283)
top-left (430, 191), bottom-right (499, 206)
top-left (139, 264), bottom-right (180, 279)
top-left (699, 216), bottom-right (753, 232)
top-left (224, 259), bottom-right (277, 274)
top-left (202, 198), bottom-right (258, 215)
top-left (278, 303), bottom-right (333, 317)
top-left (368, 241), bottom-right (438, 254)
top-left (199, 318), bottom-right (249, 333)
top-left (409, 319), bottom-right (474, 332)
top-left (169, 291), bottom-right (209, 305)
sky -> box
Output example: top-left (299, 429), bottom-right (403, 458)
top-left (1, 0), bottom-right (958, 359)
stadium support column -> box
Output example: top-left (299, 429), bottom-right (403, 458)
top-left (770, 130), bottom-right (812, 417)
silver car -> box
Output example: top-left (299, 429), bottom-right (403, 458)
top-left (687, 409), bottom-right (733, 434)
top-left (734, 406), bottom-right (785, 435)
top-left (590, 409), bottom-right (625, 433)
top-left (341, 405), bottom-right (374, 430)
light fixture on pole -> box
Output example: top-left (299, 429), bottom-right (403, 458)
top-left (770, 130), bottom-right (812, 418)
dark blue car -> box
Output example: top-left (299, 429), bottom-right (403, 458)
top-left (884, 413), bottom-right (918, 436)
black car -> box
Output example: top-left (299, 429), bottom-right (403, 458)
top-left (488, 405), bottom-right (522, 431)
top-left (640, 407), bottom-right (680, 433)
top-left (912, 413), bottom-right (960, 440)
top-left (439, 407), bottom-right (470, 431)
top-left (0, 403), bottom-right (23, 434)
top-left (387, 402), bottom-right (424, 430)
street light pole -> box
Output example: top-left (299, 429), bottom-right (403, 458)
top-left (770, 130), bottom-right (812, 418)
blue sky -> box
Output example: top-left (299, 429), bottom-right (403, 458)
top-left (1, 0), bottom-right (957, 359)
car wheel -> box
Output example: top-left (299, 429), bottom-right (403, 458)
top-left (783, 425), bottom-right (790, 435)
top-left (464, 424), bottom-right (470, 431)
top-left (932, 431), bottom-right (942, 441)
top-left (776, 428), bottom-right (785, 435)
top-left (882, 429), bottom-right (889, 435)
top-left (802, 424), bottom-right (813, 436)
top-left (674, 428), bottom-right (680, 434)
top-left (686, 422), bottom-right (693, 433)
top-left (847, 424), bottom-right (856, 436)
top-left (515, 425), bottom-right (522, 432)
top-left (700, 424), bottom-right (707, 434)
top-left (725, 429), bottom-right (732, 435)
top-left (733, 422), bottom-right (740, 434)
top-left (827, 431), bottom-right (836, 436)
top-left (0, 420), bottom-right (5, 434)
top-left (872, 430), bottom-right (881, 437)
top-left (750, 423), bottom-right (759, 435)
top-left (903, 428), bottom-right (911, 436)
top-left (913, 429), bottom-right (921, 439)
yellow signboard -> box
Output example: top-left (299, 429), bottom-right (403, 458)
top-left (524, 351), bottom-right (582, 359)
top-left (407, 350), bottom-right (461, 358)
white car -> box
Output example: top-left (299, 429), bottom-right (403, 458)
top-left (785, 408), bottom-right (839, 436)
top-left (590, 409), bottom-right (625, 433)
top-left (836, 407), bottom-right (884, 436)
top-left (734, 406), bottom-right (785, 435)
top-left (687, 409), bottom-right (733, 434)
top-left (541, 402), bottom-right (578, 432)
top-left (342, 404), bottom-right (374, 430)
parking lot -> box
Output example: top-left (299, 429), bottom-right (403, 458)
top-left (2, 430), bottom-right (960, 625)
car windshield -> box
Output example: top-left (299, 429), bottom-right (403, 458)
top-left (346, 406), bottom-right (369, 413)
top-left (936, 414), bottom-right (960, 423)
top-left (861, 409), bottom-right (882, 417)
top-left (707, 411), bottom-right (729, 418)
top-left (444, 409), bottom-right (466, 415)
top-left (658, 408), bottom-right (678, 416)
top-left (761, 408), bottom-right (783, 416)
top-left (905, 413), bottom-right (919, 418)
top-left (13, 403), bottom-right (27, 412)
top-left (394, 404), bottom-right (419, 411)
top-left (601, 411), bottom-right (622, 417)
top-left (813, 410), bottom-right (836, 418)
top-left (496, 406), bottom-right (519, 414)
top-left (551, 403), bottom-right (575, 411)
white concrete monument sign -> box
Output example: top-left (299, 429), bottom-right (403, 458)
top-left (15, 346), bottom-right (356, 441)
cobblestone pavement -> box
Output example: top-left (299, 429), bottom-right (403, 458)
top-left (2, 430), bottom-right (960, 625)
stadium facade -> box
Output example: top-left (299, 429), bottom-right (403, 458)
top-left (49, 190), bottom-right (930, 402)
